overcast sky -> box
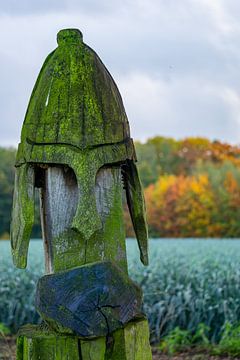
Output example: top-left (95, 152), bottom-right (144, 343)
top-left (1, 0), bottom-right (240, 146)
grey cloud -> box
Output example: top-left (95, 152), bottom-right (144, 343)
top-left (0, 0), bottom-right (119, 16)
top-left (1, 0), bottom-right (240, 145)
top-left (117, 72), bottom-right (240, 143)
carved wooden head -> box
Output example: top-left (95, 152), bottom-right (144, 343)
top-left (11, 29), bottom-right (148, 271)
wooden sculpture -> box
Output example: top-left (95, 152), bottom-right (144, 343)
top-left (11, 28), bottom-right (152, 360)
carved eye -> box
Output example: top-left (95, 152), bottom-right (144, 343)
top-left (37, 164), bottom-right (79, 237)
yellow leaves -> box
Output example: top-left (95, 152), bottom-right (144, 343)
top-left (144, 173), bottom-right (216, 237)
top-left (189, 175), bottom-right (207, 194)
top-left (154, 175), bottom-right (176, 197)
top-left (224, 172), bottom-right (238, 193)
top-left (127, 136), bottom-right (240, 238)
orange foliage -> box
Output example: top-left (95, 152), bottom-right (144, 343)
top-left (144, 174), bottom-right (216, 237)
top-left (124, 136), bottom-right (240, 238)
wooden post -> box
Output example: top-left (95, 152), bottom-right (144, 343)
top-left (11, 28), bottom-right (152, 359)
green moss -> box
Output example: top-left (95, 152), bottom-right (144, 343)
top-left (20, 29), bottom-right (130, 149)
top-left (16, 336), bottom-right (24, 360)
top-left (81, 337), bottom-right (106, 360)
top-left (107, 319), bottom-right (152, 360)
top-left (11, 164), bottom-right (35, 268)
top-left (12, 28), bottom-right (148, 271)
top-left (102, 168), bottom-right (127, 272)
top-left (13, 141), bottom-right (135, 272)
top-left (11, 29), bottom-right (151, 357)
top-left (17, 320), bottom-right (152, 360)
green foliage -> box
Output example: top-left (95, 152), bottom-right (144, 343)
top-left (212, 322), bottom-right (240, 357)
top-left (159, 327), bottom-right (191, 354)
top-left (158, 323), bottom-right (210, 355)
top-left (0, 323), bottom-right (11, 336)
top-left (158, 322), bottom-right (240, 357)
top-left (192, 323), bottom-right (210, 346)
top-left (128, 239), bottom-right (240, 344)
top-left (2, 239), bottom-right (240, 345)
top-left (0, 241), bottom-right (43, 333)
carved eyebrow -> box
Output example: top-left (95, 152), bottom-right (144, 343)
top-left (26, 137), bottom-right (132, 151)
top-left (87, 137), bottom-right (132, 150)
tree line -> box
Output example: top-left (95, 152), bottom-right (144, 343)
top-left (1, 136), bottom-right (240, 238)
top-left (130, 137), bottom-right (240, 237)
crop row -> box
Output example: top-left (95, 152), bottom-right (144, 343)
top-left (1, 239), bottom-right (240, 343)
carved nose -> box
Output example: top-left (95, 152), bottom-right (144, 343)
top-left (71, 187), bottom-right (102, 240)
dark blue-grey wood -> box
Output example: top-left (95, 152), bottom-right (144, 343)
top-left (36, 261), bottom-right (143, 338)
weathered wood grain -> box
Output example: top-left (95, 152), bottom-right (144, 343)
top-left (11, 27), bottom-right (152, 359)
top-left (20, 28), bottom-right (130, 149)
top-left (11, 164), bottom-right (35, 268)
top-left (16, 320), bottom-right (152, 360)
top-left (109, 319), bottom-right (152, 360)
top-left (17, 327), bottom-right (80, 360)
top-left (36, 261), bottom-right (143, 337)
top-left (40, 165), bottom-right (127, 273)
top-left (12, 27), bottom-right (149, 268)
top-left (39, 166), bottom-right (79, 273)
top-left (80, 337), bottom-right (106, 360)
top-left (122, 160), bottom-right (149, 265)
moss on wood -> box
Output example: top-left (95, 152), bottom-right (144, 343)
top-left (16, 320), bottom-right (152, 360)
top-left (21, 29), bottom-right (130, 149)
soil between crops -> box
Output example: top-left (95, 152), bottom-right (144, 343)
top-left (152, 347), bottom-right (240, 360)
top-left (0, 338), bottom-right (239, 360)
top-left (0, 337), bottom-right (15, 360)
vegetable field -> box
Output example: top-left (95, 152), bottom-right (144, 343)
top-left (1, 239), bottom-right (240, 343)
